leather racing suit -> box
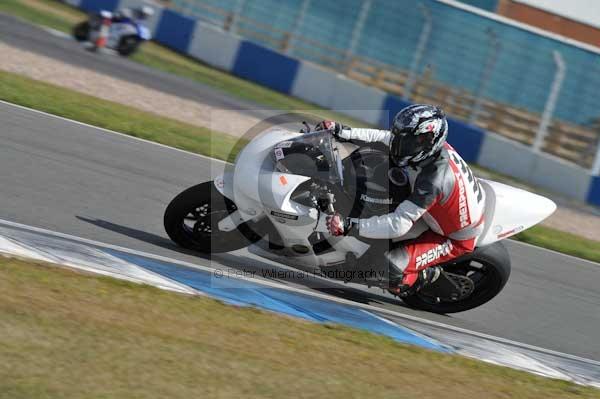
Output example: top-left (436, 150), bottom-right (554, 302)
top-left (338, 128), bottom-right (486, 286)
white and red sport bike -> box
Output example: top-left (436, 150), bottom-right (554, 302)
top-left (165, 127), bottom-right (556, 313)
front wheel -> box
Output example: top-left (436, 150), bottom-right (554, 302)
top-left (401, 242), bottom-right (511, 313)
top-left (164, 182), bottom-right (262, 253)
top-left (117, 35), bottom-right (141, 56)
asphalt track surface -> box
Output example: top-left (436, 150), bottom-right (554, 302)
top-left (1, 15), bottom-right (599, 361)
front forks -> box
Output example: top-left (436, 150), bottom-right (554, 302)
top-left (217, 210), bottom-right (245, 232)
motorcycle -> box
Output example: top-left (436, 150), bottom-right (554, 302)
top-left (73, 10), bottom-right (151, 56)
top-left (164, 124), bottom-right (556, 313)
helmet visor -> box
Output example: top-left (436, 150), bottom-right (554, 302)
top-left (390, 128), bottom-right (431, 165)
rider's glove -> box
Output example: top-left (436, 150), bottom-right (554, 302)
top-left (315, 120), bottom-right (348, 139)
top-left (325, 212), bottom-right (357, 236)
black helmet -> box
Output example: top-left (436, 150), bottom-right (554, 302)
top-left (389, 104), bottom-right (448, 166)
top-left (134, 6), bottom-right (154, 20)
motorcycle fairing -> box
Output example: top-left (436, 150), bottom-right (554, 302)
top-left (477, 180), bottom-right (556, 246)
top-left (136, 24), bottom-right (152, 40)
top-left (107, 22), bottom-right (138, 47)
top-left (213, 127), bottom-right (556, 269)
top-left (214, 130), bottom-right (315, 231)
top-left (230, 129), bottom-right (308, 215)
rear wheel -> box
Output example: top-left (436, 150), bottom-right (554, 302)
top-left (73, 21), bottom-right (90, 41)
top-left (164, 182), bottom-right (262, 253)
top-left (401, 242), bottom-right (511, 313)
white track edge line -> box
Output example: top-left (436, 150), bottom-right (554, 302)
top-left (507, 239), bottom-right (600, 267)
top-left (0, 217), bottom-right (598, 367)
top-left (362, 310), bottom-right (451, 350)
top-left (41, 26), bottom-right (72, 40)
top-left (1, 232), bottom-right (202, 296)
top-left (0, 100), bottom-right (227, 165)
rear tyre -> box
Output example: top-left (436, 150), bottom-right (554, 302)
top-left (401, 242), bottom-right (511, 313)
top-left (164, 182), bottom-right (262, 254)
top-left (117, 35), bottom-right (141, 56)
top-left (73, 21), bottom-right (90, 41)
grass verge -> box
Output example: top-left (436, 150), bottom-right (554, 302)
top-left (1, 257), bottom-right (598, 399)
top-left (0, 70), bottom-right (241, 162)
top-left (0, 0), bottom-right (80, 32)
top-left (513, 225), bottom-right (600, 263)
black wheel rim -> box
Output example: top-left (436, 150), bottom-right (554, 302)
top-left (181, 201), bottom-right (234, 245)
top-left (416, 258), bottom-right (498, 305)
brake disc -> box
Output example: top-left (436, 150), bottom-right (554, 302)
top-left (418, 271), bottom-right (475, 303)
top-left (445, 272), bottom-right (475, 301)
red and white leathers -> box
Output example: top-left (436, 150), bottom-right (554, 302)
top-left (338, 128), bottom-right (486, 287)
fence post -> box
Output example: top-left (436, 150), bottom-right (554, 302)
top-left (533, 50), bottom-right (566, 152)
top-left (230, 0), bottom-right (246, 34)
top-left (403, 4), bottom-right (432, 101)
top-left (345, 0), bottom-right (372, 64)
top-left (469, 28), bottom-right (500, 125)
top-left (285, 0), bottom-right (311, 55)
top-left (224, 13), bottom-right (234, 31)
top-left (592, 138), bottom-right (600, 175)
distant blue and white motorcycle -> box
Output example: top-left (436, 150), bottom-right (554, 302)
top-left (73, 6), bottom-right (153, 56)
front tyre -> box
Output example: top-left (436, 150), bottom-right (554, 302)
top-left (117, 35), bottom-right (141, 56)
top-left (164, 182), bottom-right (261, 254)
top-left (401, 242), bottom-right (511, 314)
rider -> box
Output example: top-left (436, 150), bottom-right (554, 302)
top-left (113, 6), bottom-right (154, 22)
top-left (315, 104), bottom-right (485, 297)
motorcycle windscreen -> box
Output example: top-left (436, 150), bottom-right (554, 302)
top-left (272, 131), bottom-right (341, 185)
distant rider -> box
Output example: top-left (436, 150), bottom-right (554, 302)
top-left (315, 104), bottom-right (485, 297)
top-left (113, 6), bottom-right (154, 22)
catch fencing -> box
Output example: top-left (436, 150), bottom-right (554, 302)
top-left (169, 0), bottom-right (600, 172)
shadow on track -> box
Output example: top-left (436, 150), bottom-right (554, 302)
top-left (75, 216), bottom-right (405, 307)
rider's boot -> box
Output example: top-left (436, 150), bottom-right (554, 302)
top-left (388, 266), bottom-right (442, 297)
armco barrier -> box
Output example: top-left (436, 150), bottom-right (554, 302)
top-left (291, 63), bottom-right (386, 125)
top-left (154, 9), bottom-right (196, 53)
top-left (527, 154), bottom-right (592, 202)
top-left (379, 95), bottom-right (412, 129)
top-left (79, 0), bottom-right (120, 12)
top-left (291, 62), bottom-right (340, 109)
top-left (188, 24), bottom-right (240, 71)
top-left (587, 177), bottom-right (600, 206)
top-left (477, 132), bottom-right (593, 202)
top-left (65, 0), bottom-right (600, 207)
top-left (329, 77), bottom-right (386, 126)
top-left (478, 133), bottom-right (538, 182)
top-left (447, 119), bottom-right (486, 164)
top-left (232, 42), bottom-right (300, 94)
